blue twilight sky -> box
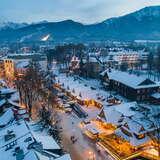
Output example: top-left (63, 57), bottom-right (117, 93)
top-left (0, 0), bottom-right (160, 24)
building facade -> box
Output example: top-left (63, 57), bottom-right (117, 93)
top-left (0, 60), bottom-right (5, 78)
top-left (101, 70), bottom-right (160, 102)
top-left (4, 59), bottom-right (15, 79)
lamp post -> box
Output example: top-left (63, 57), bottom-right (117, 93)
top-left (88, 150), bottom-right (95, 160)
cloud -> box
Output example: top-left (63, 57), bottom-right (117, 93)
top-left (0, 0), bottom-right (160, 23)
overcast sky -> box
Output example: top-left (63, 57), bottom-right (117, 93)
top-left (0, 0), bottom-right (160, 24)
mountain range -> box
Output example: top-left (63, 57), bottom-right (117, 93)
top-left (0, 6), bottom-right (160, 42)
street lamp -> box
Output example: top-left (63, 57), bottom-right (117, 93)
top-left (88, 150), bottom-right (95, 160)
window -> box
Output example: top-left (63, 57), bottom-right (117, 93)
top-left (137, 90), bottom-right (140, 93)
top-left (137, 96), bottom-right (140, 101)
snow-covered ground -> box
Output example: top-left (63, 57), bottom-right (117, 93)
top-left (0, 119), bottom-right (72, 160)
top-left (0, 108), bottom-right (14, 127)
top-left (54, 70), bottom-right (160, 160)
top-left (54, 71), bottom-right (115, 159)
top-left (58, 109), bottom-right (113, 160)
top-left (0, 79), bottom-right (72, 160)
top-left (56, 73), bottom-right (128, 107)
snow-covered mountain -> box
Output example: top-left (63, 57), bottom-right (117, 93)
top-left (0, 22), bottom-right (28, 30)
top-left (0, 5), bottom-right (160, 42)
top-left (132, 6), bottom-right (160, 20)
top-left (103, 6), bottom-right (160, 24)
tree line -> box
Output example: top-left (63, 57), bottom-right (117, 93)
top-left (46, 43), bottom-right (86, 67)
top-left (147, 46), bottom-right (160, 80)
top-left (15, 60), bottom-right (57, 117)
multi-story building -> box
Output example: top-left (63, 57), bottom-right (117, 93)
top-left (3, 59), bottom-right (15, 79)
top-left (99, 50), bottom-right (149, 70)
top-left (0, 59), bottom-right (5, 78)
top-left (96, 102), bottom-right (159, 160)
top-left (86, 57), bottom-right (102, 78)
top-left (69, 56), bottom-right (80, 72)
top-left (3, 59), bottom-right (29, 80)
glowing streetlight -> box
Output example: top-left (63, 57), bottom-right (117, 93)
top-left (88, 150), bottom-right (95, 160)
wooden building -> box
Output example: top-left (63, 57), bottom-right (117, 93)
top-left (101, 70), bottom-right (160, 102)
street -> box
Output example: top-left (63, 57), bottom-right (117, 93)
top-left (58, 110), bottom-right (113, 160)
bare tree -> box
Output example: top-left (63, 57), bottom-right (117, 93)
top-left (155, 46), bottom-right (160, 81)
top-left (15, 61), bottom-right (43, 116)
top-left (147, 52), bottom-right (154, 78)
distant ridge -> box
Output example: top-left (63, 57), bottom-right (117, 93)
top-left (0, 5), bottom-right (160, 42)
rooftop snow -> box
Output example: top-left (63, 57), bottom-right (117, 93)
top-left (0, 109), bottom-right (14, 127)
top-left (101, 107), bottom-right (122, 125)
top-left (89, 57), bottom-right (98, 63)
top-left (104, 70), bottom-right (160, 89)
top-left (115, 128), bottom-right (150, 147)
top-left (9, 92), bottom-right (20, 102)
top-left (0, 133), bottom-right (35, 160)
top-left (0, 80), bottom-right (6, 86)
top-left (31, 132), bottom-right (60, 150)
top-left (24, 150), bottom-right (38, 160)
top-left (0, 99), bottom-right (6, 107)
top-left (15, 60), bottom-right (29, 69)
top-left (101, 102), bottom-right (158, 134)
top-left (7, 100), bottom-right (20, 108)
top-left (0, 120), bottom-right (70, 160)
top-left (113, 102), bottom-right (137, 117)
top-left (56, 154), bottom-right (71, 160)
top-left (0, 120), bottom-right (30, 148)
top-left (0, 88), bottom-right (16, 95)
top-left (102, 102), bottom-right (137, 123)
top-left (151, 92), bottom-right (160, 99)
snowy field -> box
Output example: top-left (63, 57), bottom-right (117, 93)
top-left (56, 73), bottom-right (128, 107)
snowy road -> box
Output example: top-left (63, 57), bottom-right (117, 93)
top-left (53, 71), bottom-right (116, 160)
top-left (58, 111), bottom-right (113, 160)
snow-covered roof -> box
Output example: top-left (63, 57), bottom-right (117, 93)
top-left (35, 150), bottom-right (60, 160)
top-left (101, 101), bottom-right (158, 134)
top-left (15, 60), bottom-right (29, 69)
top-left (0, 120), bottom-right (30, 147)
top-left (105, 70), bottom-right (160, 89)
top-left (123, 118), bottom-right (144, 135)
top-left (0, 99), bottom-right (20, 109)
top-left (0, 88), bottom-right (16, 95)
top-left (0, 120), bottom-right (71, 160)
top-left (0, 133), bottom-right (36, 160)
top-left (32, 132), bottom-right (60, 150)
top-left (151, 92), bottom-right (160, 99)
top-left (9, 92), bottom-right (20, 102)
top-left (7, 100), bottom-right (20, 108)
top-left (0, 120), bottom-right (38, 160)
top-left (34, 151), bottom-right (51, 160)
top-left (0, 99), bottom-right (6, 107)
top-left (36, 153), bottom-right (71, 160)
top-left (100, 70), bottom-right (108, 76)
top-left (55, 154), bottom-right (71, 160)
top-left (24, 151), bottom-right (39, 160)
top-left (85, 124), bottom-right (99, 134)
top-left (71, 56), bottom-right (79, 62)
top-left (115, 128), bottom-right (150, 147)
top-left (102, 107), bottom-right (122, 125)
top-left (132, 116), bottom-right (156, 132)
top-left (89, 57), bottom-right (98, 63)
top-left (0, 80), bottom-right (6, 86)
top-left (113, 102), bottom-right (137, 117)
top-left (102, 102), bottom-right (138, 124)
top-left (108, 50), bottom-right (147, 56)
top-left (0, 109), bottom-right (14, 127)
